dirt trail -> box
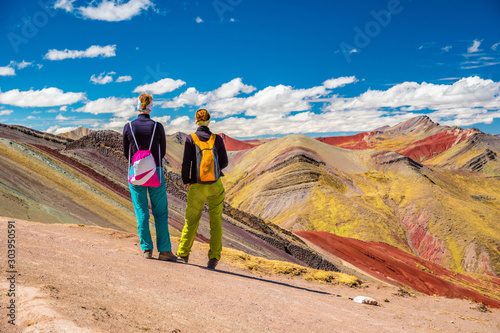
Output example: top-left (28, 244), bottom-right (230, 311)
top-left (1, 218), bottom-right (499, 333)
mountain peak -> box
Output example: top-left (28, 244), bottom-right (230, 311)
top-left (387, 115), bottom-right (439, 134)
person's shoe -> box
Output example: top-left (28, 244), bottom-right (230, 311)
top-left (158, 251), bottom-right (178, 262)
top-left (206, 258), bottom-right (219, 270)
top-left (177, 255), bottom-right (189, 263)
top-left (143, 249), bottom-right (153, 259)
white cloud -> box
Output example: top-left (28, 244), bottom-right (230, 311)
top-left (0, 110), bottom-right (14, 116)
top-left (0, 66), bottom-right (15, 76)
top-left (26, 116), bottom-right (38, 120)
top-left (230, 18), bottom-right (235, 22)
top-left (0, 88), bottom-right (85, 107)
top-left (76, 97), bottom-right (136, 119)
top-left (46, 125), bottom-right (78, 135)
top-left (323, 76), bottom-right (357, 89)
top-left (151, 115), bottom-right (171, 124)
top-left (324, 76), bottom-right (500, 112)
top-left (492, 42), bottom-right (500, 51)
top-left (93, 76), bottom-right (500, 136)
top-left (90, 72), bottom-right (114, 85)
top-left (133, 78), bottom-right (186, 95)
top-left (195, 16), bottom-right (203, 23)
top-left (161, 78), bottom-right (256, 111)
top-left (161, 78), bottom-right (327, 118)
top-left (161, 116), bottom-right (195, 135)
top-left (54, 0), bottom-right (75, 12)
top-left (78, 0), bottom-right (154, 22)
top-left (441, 45), bottom-right (452, 52)
top-left (44, 45), bottom-right (116, 61)
top-left (467, 39), bottom-right (482, 53)
top-left (0, 60), bottom-right (34, 76)
top-left (60, 105), bottom-right (68, 112)
top-left (14, 60), bottom-right (33, 69)
top-left (56, 113), bottom-right (73, 121)
top-left (116, 75), bottom-right (132, 82)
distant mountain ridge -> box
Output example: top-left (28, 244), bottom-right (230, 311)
top-left (58, 126), bottom-right (94, 140)
top-left (221, 115), bottom-right (500, 176)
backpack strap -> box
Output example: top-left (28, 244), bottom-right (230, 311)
top-left (128, 122), bottom-right (139, 150)
top-left (191, 133), bottom-right (216, 150)
top-left (149, 121), bottom-right (157, 151)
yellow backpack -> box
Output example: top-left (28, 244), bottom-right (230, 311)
top-left (191, 133), bottom-right (221, 184)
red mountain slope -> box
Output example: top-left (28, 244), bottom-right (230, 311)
top-left (316, 132), bottom-right (374, 150)
top-left (219, 133), bottom-right (259, 151)
top-left (397, 128), bottom-right (479, 162)
top-left (295, 231), bottom-right (500, 308)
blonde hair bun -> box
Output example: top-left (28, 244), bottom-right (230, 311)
top-left (195, 109), bottom-right (210, 122)
top-left (139, 93), bottom-right (153, 111)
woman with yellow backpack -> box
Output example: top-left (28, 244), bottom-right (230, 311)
top-left (177, 109), bottom-right (228, 269)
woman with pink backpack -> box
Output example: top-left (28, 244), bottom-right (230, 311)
top-left (122, 93), bottom-right (177, 261)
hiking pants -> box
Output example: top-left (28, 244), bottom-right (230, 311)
top-left (129, 167), bottom-right (172, 252)
top-left (177, 179), bottom-right (225, 260)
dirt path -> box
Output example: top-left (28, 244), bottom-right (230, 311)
top-left (1, 218), bottom-right (499, 333)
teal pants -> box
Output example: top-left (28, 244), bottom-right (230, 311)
top-left (177, 179), bottom-right (225, 260)
top-left (129, 167), bottom-right (172, 252)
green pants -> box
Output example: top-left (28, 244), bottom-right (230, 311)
top-left (177, 179), bottom-right (225, 260)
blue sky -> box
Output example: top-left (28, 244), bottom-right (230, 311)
top-left (0, 0), bottom-right (499, 138)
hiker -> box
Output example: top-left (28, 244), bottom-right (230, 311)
top-left (177, 109), bottom-right (228, 269)
top-left (122, 93), bottom-right (177, 262)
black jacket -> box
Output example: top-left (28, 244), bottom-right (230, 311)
top-left (122, 114), bottom-right (166, 167)
top-left (182, 126), bottom-right (228, 184)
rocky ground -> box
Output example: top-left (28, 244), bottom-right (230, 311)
top-left (1, 217), bottom-right (499, 333)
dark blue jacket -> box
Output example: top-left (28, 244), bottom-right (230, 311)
top-left (122, 113), bottom-right (166, 167)
top-left (182, 126), bottom-right (228, 184)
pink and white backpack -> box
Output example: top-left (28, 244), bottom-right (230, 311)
top-left (128, 121), bottom-right (161, 187)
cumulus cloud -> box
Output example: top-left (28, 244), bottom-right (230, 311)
top-left (91, 76), bottom-right (500, 137)
top-left (55, 0), bottom-right (154, 21)
top-left (0, 66), bottom-right (16, 76)
top-left (324, 76), bottom-right (499, 112)
top-left (0, 110), bottom-right (14, 116)
top-left (161, 78), bottom-right (328, 118)
top-left (195, 16), bottom-right (203, 23)
top-left (151, 115), bottom-right (171, 124)
top-left (323, 76), bottom-right (357, 89)
top-left (116, 75), bottom-right (132, 82)
top-left (0, 60), bottom-right (33, 76)
top-left (76, 97), bottom-right (136, 118)
top-left (54, 0), bottom-right (75, 12)
top-left (44, 45), bottom-right (116, 60)
top-left (467, 39), bottom-right (482, 53)
top-left (133, 78), bottom-right (186, 95)
top-left (90, 72), bottom-right (115, 85)
top-left (0, 88), bottom-right (86, 107)
top-left (46, 125), bottom-right (78, 135)
top-left (161, 78), bottom-right (256, 111)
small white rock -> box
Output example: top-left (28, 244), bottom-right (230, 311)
top-left (353, 296), bottom-right (378, 306)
